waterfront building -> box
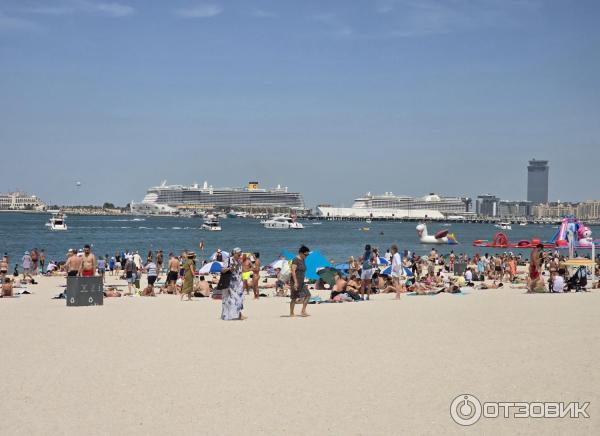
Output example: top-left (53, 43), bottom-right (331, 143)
top-left (0, 192), bottom-right (46, 210)
top-left (476, 194), bottom-right (500, 217)
top-left (527, 159), bottom-right (549, 204)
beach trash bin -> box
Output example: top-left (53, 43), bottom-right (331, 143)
top-left (454, 262), bottom-right (467, 276)
top-left (65, 276), bottom-right (104, 306)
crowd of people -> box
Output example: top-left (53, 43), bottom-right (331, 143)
top-left (2, 242), bottom-right (599, 313)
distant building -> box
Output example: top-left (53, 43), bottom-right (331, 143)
top-left (576, 201), bottom-right (600, 220)
top-left (527, 159), bottom-right (549, 204)
top-left (532, 202), bottom-right (575, 219)
top-left (498, 201), bottom-right (532, 218)
top-left (476, 194), bottom-right (500, 217)
top-left (0, 192), bottom-right (46, 210)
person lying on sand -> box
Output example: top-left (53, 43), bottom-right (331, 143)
top-left (477, 282), bottom-right (504, 290)
top-left (103, 287), bottom-right (122, 298)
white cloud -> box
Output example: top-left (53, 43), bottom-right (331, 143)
top-left (313, 13), bottom-right (353, 38)
top-left (0, 11), bottom-right (39, 31)
top-left (22, 1), bottom-right (135, 17)
top-left (251, 9), bottom-right (276, 18)
top-left (89, 2), bottom-right (135, 17)
top-left (174, 4), bottom-right (223, 18)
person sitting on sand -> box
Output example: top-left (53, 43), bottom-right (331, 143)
top-left (193, 275), bottom-right (212, 298)
top-left (346, 275), bottom-right (360, 292)
top-left (141, 285), bottom-right (155, 296)
top-left (379, 275), bottom-right (405, 299)
top-left (1, 277), bottom-right (14, 297)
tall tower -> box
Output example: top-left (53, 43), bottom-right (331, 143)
top-left (527, 159), bottom-right (549, 204)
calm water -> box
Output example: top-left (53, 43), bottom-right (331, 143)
top-left (0, 213), bottom-right (595, 265)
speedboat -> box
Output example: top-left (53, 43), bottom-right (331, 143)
top-left (519, 221), bottom-right (527, 226)
top-left (201, 215), bottom-right (222, 231)
top-left (263, 215), bottom-right (304, 229)
top-left (47, 212), bottom-right (67, 231)
top-left (365, 219), bottom-right (372, 224)
top-left (495, 222), bottom-right (512, 230)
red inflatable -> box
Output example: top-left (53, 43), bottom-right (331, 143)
top-left (473, 233), bottom-right (555, 249)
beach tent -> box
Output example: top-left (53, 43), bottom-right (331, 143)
top-left (317, 267), bottom-right (340, 286)
top-left (199, 261), bottom-right (223, 274)
top-left (281, 250), bottom-right (331, 280)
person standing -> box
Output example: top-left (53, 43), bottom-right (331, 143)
top-left (180, 252), bottom-right (195, 301)
top-left (166, 253), bottom-right (180, 294)
top-left (39, 249), bottom-right (46, 274)
top-left (156, 250), bottom-right (164, 278)
top-left (78, 244), bottom-right (97, 277)
top-left (289, 245), bottom-right (311, 317)
top-left (360, 244), bottom-right (375, 301)
top-left (221, 248), bottom-right (246, 320)
top-left (21, 251), bottom-right (35, 283)
top-left (144, 258), bottom-right (158, 291)
top-left (251, 252), bottom-right (261, 299)
top-left (124, 255), bottom-right (136, 296)
top-left (64, 249), bottom-right (81, 277)
top-left (390, 244), bottom-right (403, 300)
top-left (0, 254), bottom-right (9, 280)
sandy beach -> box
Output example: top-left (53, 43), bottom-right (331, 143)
top-left (1, 275), bottom-right (599, 435)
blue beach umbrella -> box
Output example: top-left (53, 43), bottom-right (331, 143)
top-left (382, 265), bottom-right (414, 277)
top-left (378, 257), bottom-right (389, 265)
top-left (199, 261), bottom-right (223, 274)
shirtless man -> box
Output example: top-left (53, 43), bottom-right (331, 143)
top-left (241, 254), bottom-right (252, 295)
top-left (64, 249), bottom-right (82, 277)
top-left (166, 253), bottom-right (180, 294)
top-left (156, 250), bottom-right (164, 278)
top-left (0, 255), bottom-right (8, 279)
top-left (2, 277), bottom-right (14, 297)
top-left (78, 244), bottom-right (97, 277)
top-left (251, 252), bottom-right (261, 299)
top-left (193, 276), bottom-right (212, 297)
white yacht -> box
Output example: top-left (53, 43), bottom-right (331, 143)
top-left (495, 222), bottom-right (512, 230)
top-left (201, 215), bottom-right (222, 231)
top-left (46, 212), bottom-right (67, 231)
top-left (263, 216), bottom-right (304, 229)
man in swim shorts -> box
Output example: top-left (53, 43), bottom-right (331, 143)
top-left (65, 249), bottom-right (82, 277)
top-left (166, 253), bottom-right (180, 294)
top-left (79, 244), bottom-right (97, 277)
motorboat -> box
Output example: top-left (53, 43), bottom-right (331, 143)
top-left (47, 212), bottom-right (67, 231)
top-left (495, 222), bottom-right (512, 230)
top-left (201, 215), bottom-right (222, 231)
top-left (519, 221), bottom-right (528, 226)
top-left (365, 219), bottom-right (372, 224)
top-left (263, 215), bottom-right (304, 229)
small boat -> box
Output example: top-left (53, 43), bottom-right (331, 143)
top-left (360, 227), bottom-right (370, 232)
top-left (201, 215), bottom-right (222, 231)
top-left (519, 221), bottom-right (527, 226)
top-left (365, 219), bottom-right (372, 224)
top-left (263, 215), bottom-right (304, 229)
top-left (495, 222), bottom-right (512, 230)
top-left (218, 213), bottom-right (228, 219)
top-left (47, 212), bottom-right (68, 231)
top-left (312, 222), bottom-right (322, 225)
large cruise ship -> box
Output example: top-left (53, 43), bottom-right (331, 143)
top-left (131, 181), bottom-right (305, 214)
top-left (317, 192), bottom-right (470, 220)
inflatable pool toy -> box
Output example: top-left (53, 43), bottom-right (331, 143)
top-left (551, 216), bottom-right (600, 249)
top-left (416, 223), bottom-right (458, 245)
top-left (473, 232), bottom-right (555, 249)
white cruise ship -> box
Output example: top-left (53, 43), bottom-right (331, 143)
top-left (318, 192), bottom-right (469, 220)
top-left (131, 181), bottom-right (304, 214)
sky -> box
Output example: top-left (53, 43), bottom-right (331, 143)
top-left (1, 0), bottom-right (599, 207)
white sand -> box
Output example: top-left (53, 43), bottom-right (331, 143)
top-left (1, 275), bottom-right (599, 435)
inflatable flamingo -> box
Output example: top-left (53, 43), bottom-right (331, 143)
top-left (416, 223), bottom-right (458, 245)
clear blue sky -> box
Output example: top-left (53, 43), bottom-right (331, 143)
top-left (1, 0), bottom-right (599, 207)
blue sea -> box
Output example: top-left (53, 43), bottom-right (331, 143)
top-left (0, 213), bottom-right (594, 265)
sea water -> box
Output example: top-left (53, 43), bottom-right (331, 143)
top-left (0, 213), bottom-right (594, 266)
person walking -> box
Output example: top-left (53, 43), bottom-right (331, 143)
top-left (221, 248), bottom-right (246, 320)
top-left (251, 252), bottom-right (261, 299)
top-left (289, 245), bottom-right (311, 317)
top-left (180, 251), bottom-right (195, 301)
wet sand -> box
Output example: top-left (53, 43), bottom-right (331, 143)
top-left (1, 275), bottom-right (599, 435)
